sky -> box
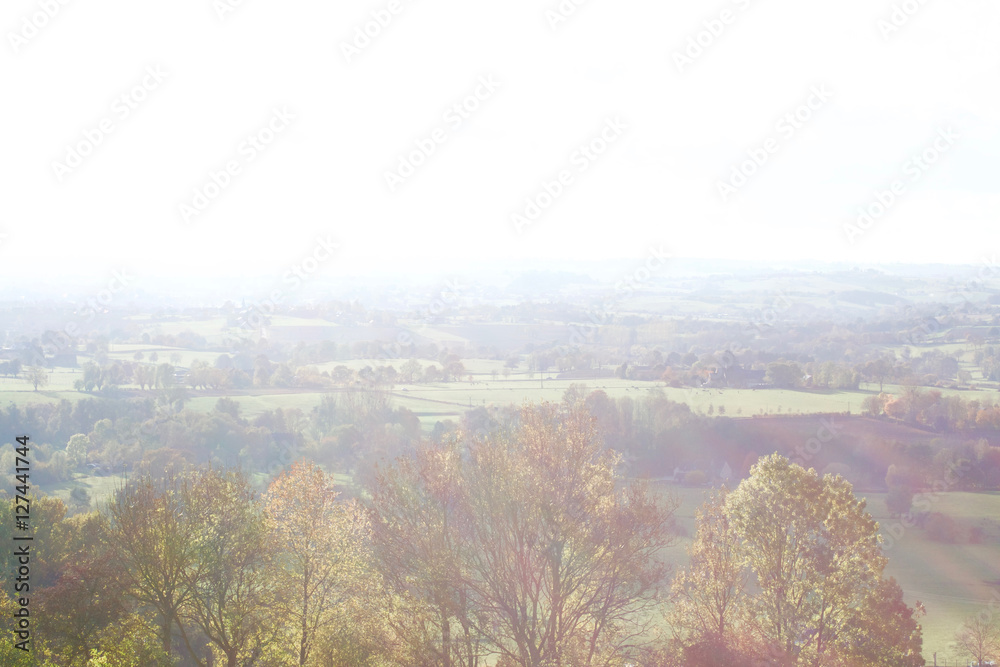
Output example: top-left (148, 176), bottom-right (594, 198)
top-left (2, 0), bottom-right (999, 286)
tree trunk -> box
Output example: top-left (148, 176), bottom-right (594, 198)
top-left (441, 611), bottom-right (451, 667)
top-left (299, 616), bottom-right (308, 666)
top-left (300, 570), bottom-right (310, 666)
top-left (161, 616), bottom-right (172, 656)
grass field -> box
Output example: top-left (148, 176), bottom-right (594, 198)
top-left (868, 491), bottom-right (1000, 663)
top-left (5, 365), bottom-right (999, 437)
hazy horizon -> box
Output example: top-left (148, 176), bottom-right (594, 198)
top-left (3, 0), bottom-right (999, 282)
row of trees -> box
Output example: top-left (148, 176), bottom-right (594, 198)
top-left (864, 386), bottom-right (1000, 437)
top-left (68, 354), bottom-right (474, 396)
top-left (2, 404), bottom-right (941, 666)
top-left (0, 462), bottom-right (373, 667)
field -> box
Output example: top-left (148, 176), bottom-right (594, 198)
top-left (6, 359), bottom-right (1000, 440)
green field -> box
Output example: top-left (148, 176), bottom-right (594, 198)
top-left (6, 364), bottom-right (999, 436)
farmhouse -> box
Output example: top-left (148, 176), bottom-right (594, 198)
top-left (709, 364), bottom-right (767, 388)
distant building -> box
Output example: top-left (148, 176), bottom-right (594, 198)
top-left (709, 364), bottom-right (767, 388)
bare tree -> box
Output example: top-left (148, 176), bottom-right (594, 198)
top-left (25, 366), bottom-right (49, 391)
top-left (460, 403), bottom-right (678, 666)
top-left (954, 613), bottom-right (1000, 666)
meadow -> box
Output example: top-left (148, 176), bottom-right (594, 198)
top-left (7, 359), bottom-right (998, 435)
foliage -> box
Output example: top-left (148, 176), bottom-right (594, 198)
top-left (924, 512), bottom-right (960, 543)
top-left (885, 485), bottom-right (914, 517)
top-left (265, 461), bottom-right (373, 666)
top-left (180, 467), bottom-right (279, 667)
top-left (665, 454), bottom-right (926, 666)
top-left (683, 470), bottom-right (707, 486)
top-left (368, 402), bottom-right (679, 667)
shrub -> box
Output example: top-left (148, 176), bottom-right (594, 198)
top-left (886, 485), bottom-right (914, 517)
top-left (684, 470), bottom-right (707, 486)
top-left (925, 512), bottom-right (960, 543)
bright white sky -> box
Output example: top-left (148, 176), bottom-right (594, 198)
top-left (2, 0), bottom-right (999, 283)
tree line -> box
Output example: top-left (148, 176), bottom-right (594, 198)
top-left (0, 403), bottom-right (952, 666)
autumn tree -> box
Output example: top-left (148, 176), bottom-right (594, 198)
top-left (20, 509), bottom-right (151, 665)
top-left (667, 487), bottom-right (754, 662)
top-left (836, 577), bottom-right (924, 667)
top-left (864, 358), bottom-right (894, 393)
top-left (265, 461), bottom-right (373, 666)
top-left (180, 467), bottom-right (280, 667)
top-left (36, 551), bottom-right (130, 664)
top-left (0, 595), bottom-right (35, 666)
top-left (367, 440), bottom-right (481, 667)
top-left (460, 403), bottom-right (678, 666)
top-left (723, 454), bottom-right (923, 665)
top-left (84, 612), bottom-right (173, 666)
top-left (106, 475), bottom-right (199, 658)
top-left (0, 494), bottom-right (73, 590)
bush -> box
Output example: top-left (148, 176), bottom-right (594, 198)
top-left (886, 485), bottom-right (914, 517)
top-left (925, 512), bottom-right (960, 543)
top-left (683, 470), bottom-right (707, 486)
